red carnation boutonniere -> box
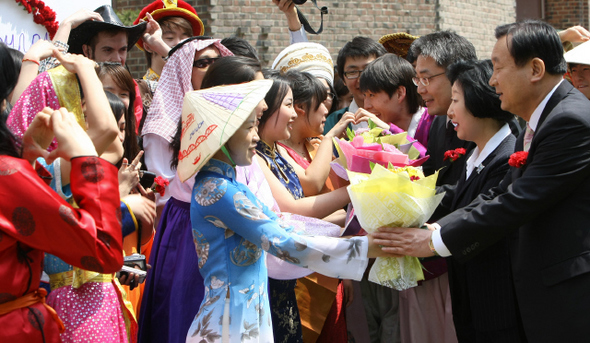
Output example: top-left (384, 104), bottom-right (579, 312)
top-left (508, 151), bottom-right (528, 168)
top-left (443, 148), bottom-right (467, 162)
top-left (152, 176), bottom-right (170, 196)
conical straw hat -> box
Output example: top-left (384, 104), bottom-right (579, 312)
top-left (178, 79), bottom-right (273, 182)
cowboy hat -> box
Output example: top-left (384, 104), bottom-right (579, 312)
top-left (68, 5), bottom-right (147, 55)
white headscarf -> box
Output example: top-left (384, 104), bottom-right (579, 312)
top-left (141, 38), bottom-right (233, 142)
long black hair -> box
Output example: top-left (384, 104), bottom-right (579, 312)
top-left (1, 43), bottom-right (21, 122)
top-left (258, 70), bottom-right (291, 134)
top-left (283, 70), bottom-right (327, 117)
top-left (170, 56), bottom-right (262, 169)
top-left (97, 62), bottom-right (139, 164)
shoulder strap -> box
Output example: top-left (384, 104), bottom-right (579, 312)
top-left (296, 0), bottom-right (328, 35)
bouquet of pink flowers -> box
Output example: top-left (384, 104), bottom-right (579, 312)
top-left (334, 122), bottom-right (443, 290)
top-left (331, 123), bottom-right (429, 179)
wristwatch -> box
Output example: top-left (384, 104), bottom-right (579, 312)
top-left (428, 235), bottom-right (439, 256)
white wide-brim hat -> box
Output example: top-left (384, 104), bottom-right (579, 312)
top-left (564, 40), bottom-right (590, 65)
top-left (272, 42), bottom-right (334, 86)
top-left (178, 79), bottom-right (273, 182)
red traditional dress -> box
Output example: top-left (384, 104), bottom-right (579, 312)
top-left (0, 156), bottom-right (123, 343)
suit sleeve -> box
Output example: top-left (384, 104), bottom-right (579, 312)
top-left (0, 156), bottom-right (123, 273)
top-left (438, 112), bottom-right (590, 262)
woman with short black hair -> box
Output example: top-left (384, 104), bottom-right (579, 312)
top-left (434, 59), bottom-right (521, 342)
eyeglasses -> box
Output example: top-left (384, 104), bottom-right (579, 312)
top-left (193, 57), bottom-right (219, 69)
top-left (343, 69), bottom-right (364, 80)
top-left (412, 72), bottom-right (446, 87)
top-left (326, 92), bottom-right (335, 101)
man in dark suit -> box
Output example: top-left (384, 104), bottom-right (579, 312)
top-left (375, 20), bottom-right (590, 341)
top-left (408, 31), bottom-right (477, 186)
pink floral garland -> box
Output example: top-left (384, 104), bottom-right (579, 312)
top-left (15, 0), bottom-right (60, 39)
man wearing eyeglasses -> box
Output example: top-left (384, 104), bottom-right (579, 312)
top-left (323, 37), bottom-right (387, 134)
top-left (407, 31), bottom-right (478, 187)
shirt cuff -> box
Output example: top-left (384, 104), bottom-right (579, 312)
top-left (431, 223), bottom-right (452, 257)
top-left (289, 26), bottom-right (308, 44)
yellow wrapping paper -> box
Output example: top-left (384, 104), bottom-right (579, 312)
top-left (347, 164), bottom-right (445, 290)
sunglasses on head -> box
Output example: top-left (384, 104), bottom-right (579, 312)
top-left (193, 57), bottom-right (219, 69)
top-left (167, 36), bottom-right (214, 57)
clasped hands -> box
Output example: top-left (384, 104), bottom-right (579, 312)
top-left (369, 224), bottom-right (437, 258)
top-left (22, 107), bottom-right (97, 166)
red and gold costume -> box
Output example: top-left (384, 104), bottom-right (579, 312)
top-left (0, 155), bottom-right (123, 343)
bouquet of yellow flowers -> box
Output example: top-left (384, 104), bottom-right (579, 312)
top-left (339, 125), bottom-right (443, 290)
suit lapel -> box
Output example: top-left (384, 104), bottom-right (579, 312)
top-left (534, 81), bottom-right (573, 140)
top-left (511, 82), bottom-right (572, 181)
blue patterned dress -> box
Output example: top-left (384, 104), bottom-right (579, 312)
top-left (186, 159), bottom-right (368, 343)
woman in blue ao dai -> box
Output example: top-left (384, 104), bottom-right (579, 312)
top-left (181, 80), bottom-right (392, 342)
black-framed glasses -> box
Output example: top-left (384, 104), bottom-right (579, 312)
top-left (412, 72), bottom-right (446, 87)
top-left (193, 57), bottom-right (219, 69)
top-left (343, 69), bottom-right (365, 80)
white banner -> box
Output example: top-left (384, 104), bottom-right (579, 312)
top-left (0, 0), bottom-right (111, 53)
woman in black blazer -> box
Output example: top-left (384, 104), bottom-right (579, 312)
top-left (433, 60), bottom-right (523, 342)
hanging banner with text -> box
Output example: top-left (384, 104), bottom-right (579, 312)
top-left (0, 0), bottom-right (110, 53)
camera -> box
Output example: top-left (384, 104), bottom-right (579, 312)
top-left (139, 171), bottom-right (156, 189)
top-left (117, 254), bottom-right (148, 285)
top-left (124, 253), bottom-right (147, 270)
top-left (117, 265), bottom-right (147, 284)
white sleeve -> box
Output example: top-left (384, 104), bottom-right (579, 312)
top-left (143, 133), bottom-right (175, 206)
top-left (431, 223), bottom-right (452, 257)
top-left (289, 26), bottom-right (308, 44)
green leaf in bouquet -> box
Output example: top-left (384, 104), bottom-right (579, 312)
top-left (369, 161), bottom-right (376, 171)
top-left (368, 119), bottom-right (377, 130)
top-left (346, 127), bottom-right (355, 141)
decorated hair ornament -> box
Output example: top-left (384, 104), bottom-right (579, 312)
top-left (272, 42), bottom-right (334, 86)
top-left (508, 151), bottom-right (528, 168)
top-left (443, 148), bottom-right (466, 162)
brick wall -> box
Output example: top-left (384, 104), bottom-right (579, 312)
top-left (545, 0), bottom-right (588, 31)
top-left (114, 0), bottom-right (518, 78)
top-left (438, 0), bottom-right (516, 60)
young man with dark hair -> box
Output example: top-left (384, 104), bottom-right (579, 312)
top-left (376, 20), bottom-right (590, 342)
top-left (67, 5), bottom-right (147, 65)
top-left (323, 36), bottom-right (387, 134)
top-left (357, 54), bottom-right (428, 145)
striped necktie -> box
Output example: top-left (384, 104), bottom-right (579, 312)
top-left (523, 124), bottom-right (534, 152)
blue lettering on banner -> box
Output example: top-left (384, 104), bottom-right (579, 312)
top-left (0, 32), bottom-right (49, 53)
